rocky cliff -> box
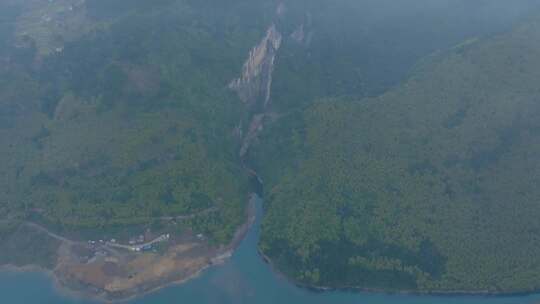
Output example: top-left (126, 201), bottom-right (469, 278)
top-left (229, 24), bottom-right (282, 109)
top-left (230, 22), bottom-right (283, 158)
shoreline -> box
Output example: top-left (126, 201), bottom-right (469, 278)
top-left (4, 196), bottom-right (539, 302)
top-left (0, 264), bottom-right (100, 303)
top-left (256, 250), bottom-right (538, 299)
top-left (1, 261), bottom-right (218, 304)
top-left (0, 264), bottom-right (49, 274)
top-left (0, 195), bottom-right (257, 303)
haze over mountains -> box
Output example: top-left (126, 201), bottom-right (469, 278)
top-left (1, 0), bottom-right (540, 299)
top-left (254, 15), bottom-right (540, 292)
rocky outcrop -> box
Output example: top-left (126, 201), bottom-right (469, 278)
top-left (229, 20), bottom-right (284, 158)
top-left (229, 25), bottom-right (282, 109)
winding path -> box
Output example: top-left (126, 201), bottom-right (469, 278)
top-left (158, 207), bottom-right (219, 221)
top-left (23, 222), bottom-right (75, 244)
top-left (0, 206), bottom-right (218, 247)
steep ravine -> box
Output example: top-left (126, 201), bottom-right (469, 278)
top-left (230, 21), bottom-right (283, 158)
top-left (229, 24), bottom-right (282, 109)
top-left (0, 7), bottom-right (287, 302)
top-left (0, 19), bottom-right (284, 303)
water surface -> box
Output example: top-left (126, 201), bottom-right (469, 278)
top-left (1, 196), bottom-right (539, 304)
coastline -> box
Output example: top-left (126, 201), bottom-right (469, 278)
top-left (0, 264), bottom-right (50, 274)
top-left (3, 195), bottom-right (540, 302)
top-left (0, 260), bottom-right (220, 304)
top-left (256, 250), bottom-right (537, 299)
top-left (0, 263), bottom-right (97, 302)
top-left (0, 195), bottom-right (257, 303)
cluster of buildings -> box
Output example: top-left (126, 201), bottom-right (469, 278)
top-left (128, 235), bottom-right (146, 246)
top-left (87, 231), bottom-right (172, 254)
top-left (128, 234), bottom-right (171, 252)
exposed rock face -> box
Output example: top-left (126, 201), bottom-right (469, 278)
top-left (228, 25), bottom-right (282, 109)
top-left (230, 20), bottom-right (284, 158)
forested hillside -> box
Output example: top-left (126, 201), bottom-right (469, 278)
top-left (252, 15), bottom-right (540, 292)
top-left (3, 0), bottom-right (531, 246)
top-left (0, 0), bottom-right (275, 242)
top-left (269, 0), bottom-right (540, 114)
top-left (3, 0), bottom-right (540, 295)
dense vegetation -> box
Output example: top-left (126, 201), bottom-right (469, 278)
top-left (270, 0), bottom-right (540, 114)
top-left (0, 0), bottom-right (275, 243)
top-left (3, 0), bottom-right (540, 294)
top-left (0, 221), bottom-right (60, 269)
top-left (252, 16), bottom-right (540, 292)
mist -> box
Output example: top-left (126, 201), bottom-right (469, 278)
top-left (2, 0), bottom-right (540, 302)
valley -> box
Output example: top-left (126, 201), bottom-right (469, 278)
top-left (2, 0), bottom-right (540, 302)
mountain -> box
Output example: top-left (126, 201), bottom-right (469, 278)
top-left (252, 13), bottom-right (540, 293)
top-left (0, 0), bottom-right (275, 243)
top-left (0, 0), bottom-right (274, 298)
top-left (2, 0), bottom-right (540, 298)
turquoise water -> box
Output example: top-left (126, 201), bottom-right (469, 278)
top-left (2, 196), bottom-right (540, 304)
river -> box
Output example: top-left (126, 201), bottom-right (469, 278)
top-left (1, 195), bottom-right (539, 304)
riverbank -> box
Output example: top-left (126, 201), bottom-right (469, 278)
top-left (257, 249), bottom-right (540, 299)
top-left (0, 195), bottom-right (258, 303)
top-left (3, 195), bottom-right (540, 304)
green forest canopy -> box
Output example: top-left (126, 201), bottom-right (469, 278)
top-left (0, 0), bottom-right (274, 243)
top-left (253, 15), bottom-right (540, 292)
top-left (2, 0), bottom-right (540, 293)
